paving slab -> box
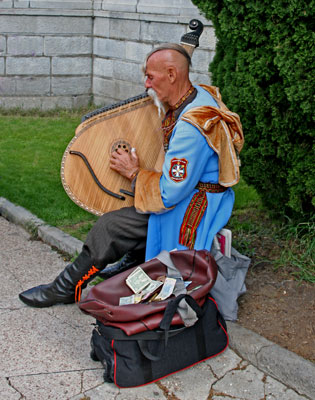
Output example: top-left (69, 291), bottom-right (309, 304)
top-left (0, 201), bottom-right (313, 400)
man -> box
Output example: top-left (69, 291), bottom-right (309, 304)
top-left (19, 43), bottom-right (243, 308)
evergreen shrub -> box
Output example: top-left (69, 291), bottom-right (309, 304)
top-left (192, 0), bottom-right (314, 219)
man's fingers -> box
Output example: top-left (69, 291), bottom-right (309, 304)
top-left (131, 148), bottom-right (138, 159)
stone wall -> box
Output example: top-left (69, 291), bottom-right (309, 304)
top-left (0, 0), bottom-right (216, 110)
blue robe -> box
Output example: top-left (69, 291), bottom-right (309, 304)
top-left (145, 85), bottom-right (235, 260)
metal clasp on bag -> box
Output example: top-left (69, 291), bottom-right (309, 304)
top-left (92, 323), bottom-right (101, 336)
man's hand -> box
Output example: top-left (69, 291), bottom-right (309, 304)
top-left (110, 148), bottom-right (140, 181)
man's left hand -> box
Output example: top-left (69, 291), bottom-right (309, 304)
top-left (110, 148), bottom-right (139, 181)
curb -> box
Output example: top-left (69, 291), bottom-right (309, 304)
top-left (0, 197), bottom-right (83, 256)
top-left (1, 197), bottom-right (314, 399)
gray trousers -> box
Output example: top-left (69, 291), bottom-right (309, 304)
top-left (83, 206), bottom-right (149, 268)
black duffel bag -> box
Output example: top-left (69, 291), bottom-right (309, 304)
top-left (89, 294), bottom-right (228, 388)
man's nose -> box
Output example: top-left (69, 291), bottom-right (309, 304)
top-left (144, 78), bottom-right (151, 89)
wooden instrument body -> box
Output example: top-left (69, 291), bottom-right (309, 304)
top-left (61, 19), bottom-right (204, 216)
top-left (61, 95), bottom-right (163, 216)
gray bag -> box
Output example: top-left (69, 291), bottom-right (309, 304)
top-left (210, 246), bottom-right (251, 321)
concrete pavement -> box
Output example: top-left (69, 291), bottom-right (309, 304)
top-left (0, 197), bottom-right (314, 400)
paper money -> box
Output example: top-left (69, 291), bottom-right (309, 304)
top-left (140, 280), bottom-right (163, 301)
top-left (155, 277), bottom-right (176, 301)
top-left (119, 294), bottom-right (142, 305)
top-left (126, 266), bottom-right (152, 294)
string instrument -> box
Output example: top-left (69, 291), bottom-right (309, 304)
top-left (61, 19), bottom-right (204, 216)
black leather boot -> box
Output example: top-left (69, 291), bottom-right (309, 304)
top-left (98, 248), bottom-right (146, 280)
top-left (19, 248), bottom-right (98, 308)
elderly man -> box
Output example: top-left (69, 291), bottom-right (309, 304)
top-left (19, 44), bottom-right (243, 308)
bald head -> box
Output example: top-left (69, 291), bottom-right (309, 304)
top-left (144, 44), bottom-right (192, 107)
top-left (145, 43), bottom-right (191, 67)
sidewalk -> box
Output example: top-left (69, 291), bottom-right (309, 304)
top-left (1, 197), bottom-right (314, 400)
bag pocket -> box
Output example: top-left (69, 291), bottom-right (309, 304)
top-left (90, 296), bottom-right (228, 388)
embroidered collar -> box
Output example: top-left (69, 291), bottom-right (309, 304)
top-left (170, 85), bottom-right (196, 111)
top-left (162, 86), bottom-right (197, 152)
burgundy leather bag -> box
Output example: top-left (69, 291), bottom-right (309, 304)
top-left (79, 249), bottom-right (217, 335)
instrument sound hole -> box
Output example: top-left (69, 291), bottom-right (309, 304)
top-left (111, 140), bottom-right (132, 154)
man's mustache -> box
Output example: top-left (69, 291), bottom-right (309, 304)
top-left (147, 88), bottom-right (166, 117)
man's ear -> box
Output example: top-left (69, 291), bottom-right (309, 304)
top-left (167, 67), bottom-right (177, 83)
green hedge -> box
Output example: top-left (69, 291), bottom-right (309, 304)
top-left (193, 0), bottom-right (314, 219)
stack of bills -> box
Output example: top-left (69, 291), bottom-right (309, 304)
top-left (126, 267), bottom-right (152, 294)
top-left (119, 267), bottom-right (181, 305)
top-left (119, 267), bottom-right (164, 305)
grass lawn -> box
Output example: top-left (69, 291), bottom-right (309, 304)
top-left (0, 113), bottom-right (313, 282)
top-left (0, 113), bottom-right (98, 238)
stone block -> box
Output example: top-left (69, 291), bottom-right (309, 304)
top-left (0, 1), bottom-right (13, 8)
top-left (112, 60), bottom-right (142, 83)
top-left (114, 79), bottom-right (144, 100)
top-left (137, 0), bottom-right (200, 16)
top-left (0, 95), bottom-right (42, 109)
top-left (190, 71), bottom-right (211, 86)
top-left (0, 58), bottom-right (4, 75)
top-left (0, 16), bottom-right (92, 35)
top-left (44, 36), bottom-right (92, 56)
top-left (0, 77), bottom-right (16, 95)
top-left (178, 0), bottom-right (202, 17)
top-left (52, 56), bottom-right (92, 75)
top-left (71, 94), bottom-right (91, 108)
top-left (0, 36), bottom-right (6, 55)
top-left (41, 95), bottom-right (74, 110)
top-left (199, 26), bottom-right (216, 50)
top-left (15, 76), bottom-right (50, 95)
top-left (93, 16), bottom-right (110, 37)
top-left (13, 1), bottom-right (30, 8)
top-left (6, 56), bottom-right (50, 75)
top-left (137, 0), bottom-right (190, 15)
top-left (52, 76), bottom-right (91, 95)
top-left (191, 48), bottom-right (215, 72)
top-left (93, 37), bottom-right (125, 58)
top-left (109, 18), bottom-right (140, 41)
top-left (101, 0), bottom-right (137, 13)
top-left (92, 76), bottom-right (115, 97)
top-left (93, 94), bottom-right (109, 106)
top-left (29, 0), bottom-right (92, 10)
top-left (140, 21), bottom-right (184, 44)
top-left (93, 0), bottom-right (102, 11)
top-left (7, 36), bottom-right (44, 56)
top-left (125, 41), bottom-right (152, 62)
top-left (93, 57), bottom-right (113, 78)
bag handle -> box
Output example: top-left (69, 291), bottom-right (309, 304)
top-left (156, 250), bottom-right (199, 327)
top-left (138, 294), bottom-right (203, 361)
top-left (159, 294), bottom-right (203, 331)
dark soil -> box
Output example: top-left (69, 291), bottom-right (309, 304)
top-left (236, 252), bottom-right (315, 362)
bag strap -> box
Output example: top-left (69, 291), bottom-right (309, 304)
top-left (97, 322), bottom-right (186, 341)
top-left (138, 294), bottom-right (203, 361)
top-left (156, 250), bottom-right (199, 327)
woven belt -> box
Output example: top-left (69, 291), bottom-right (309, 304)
top-left (196, 182), bottom-right (227, 193)
top-left (179, 181), bottom-right (228, 249)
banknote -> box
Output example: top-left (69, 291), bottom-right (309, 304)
top-left (140, 280), bottom-right (163, 301)
top-left (126, 266), bottom-right (152, 294)
top-left (119, 293), bottom-right (142, 305)
top-left (155, 277), bottom-right (176, 301)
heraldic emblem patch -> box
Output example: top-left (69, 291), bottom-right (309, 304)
top-left (169, 158), bottom-right (188, 182)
